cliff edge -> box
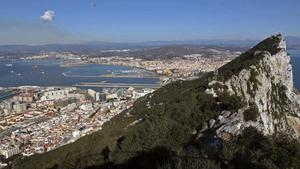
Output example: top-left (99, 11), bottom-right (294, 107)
top-left (202, 34), bottom-right (300, 140)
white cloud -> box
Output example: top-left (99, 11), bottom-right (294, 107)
top-left (40, 10), bottom-right (55, 22)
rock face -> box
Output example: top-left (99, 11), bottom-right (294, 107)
top-left (203, 34), bottom-right (300, 139)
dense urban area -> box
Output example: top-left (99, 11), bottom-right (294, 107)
top-left (0, 86), bottom-right (154, 166)
top-left (21, 46), bottom-right (240, 78)
top-left (0, 46), bottom-right (241, 167)
top-left (1, 1), bottom-right (300, 168)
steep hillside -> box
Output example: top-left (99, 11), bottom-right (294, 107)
top-left (9, 34), bottom-right (300, 169)
top-left (203, 34), bottom-right (300, 139)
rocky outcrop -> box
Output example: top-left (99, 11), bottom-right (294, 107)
top-left (201, 34), bottom-right (300, 139)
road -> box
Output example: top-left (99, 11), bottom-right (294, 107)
top-left (0, 91), bottom-right (19, 101)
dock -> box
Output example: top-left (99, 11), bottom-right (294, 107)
top-left (74, 82), bottom-right (163, 89)
top-left (62, 72), bottom-right (164, 79)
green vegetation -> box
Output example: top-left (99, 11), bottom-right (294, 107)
top-left (217, 91), bottom-right (244, 111)
top-left (211, 82), bottom-right (228, 91)
top-left (11, 72), bottom-right (245, 169)
top-left (217, 35), bottom-right (283, 82)
top-left (11, 112), bottom-right (138, 169)
top-left (157, 128), bottom-right (300, 169)
top-left (10, 35), bottom-right (299, 169)
top-left (243, 105), bottom-right (260, 121)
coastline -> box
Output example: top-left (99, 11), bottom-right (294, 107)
top-left (0, 58), bottom-right (161, 88)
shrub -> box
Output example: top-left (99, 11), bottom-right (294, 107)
top-left (243, 105), bottom-right (260, 121)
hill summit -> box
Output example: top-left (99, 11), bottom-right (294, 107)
top-left (201, 33), bottom-right (300, 139)
top-left (10, 34), bottom-right (300, 169)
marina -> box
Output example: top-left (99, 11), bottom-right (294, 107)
top-left (0, 59), bottom-right (160, 88)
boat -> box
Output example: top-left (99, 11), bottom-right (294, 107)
top-left (6, 57), bottom-right (13, 67)
top-left (41, 71), bottom-right (45, 74)
top-left (16, 73), bottom-right (21, 76)
top-left (10, 70), bottom-right (14, 73)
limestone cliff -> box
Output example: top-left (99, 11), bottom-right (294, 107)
top-left (202, 34), bottom-right (300, 139)
top-left (9, 34), bottom-right (300, 169)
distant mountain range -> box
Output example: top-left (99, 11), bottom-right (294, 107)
top-left (0, 36), bottom-right (299, 56)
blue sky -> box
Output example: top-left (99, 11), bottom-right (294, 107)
top-left (0, 0), bottom-right (299, 44)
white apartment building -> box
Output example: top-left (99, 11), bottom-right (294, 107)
top-left (0, 147), bottom-right (20, 158)
top-left (40, 88), bottom-right (76, 101)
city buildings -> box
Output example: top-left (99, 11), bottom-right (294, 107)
top-left (0, 86), bottom-right (154, 162)
top-left (0, 147), bottom-right (20, 159)
top-left (86, 54), bottom-right (236, 79)
top-left (0, 49), bottom-right (236, 166)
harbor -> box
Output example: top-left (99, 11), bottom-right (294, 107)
top-left (0, 59), bottom-right (160, 88)
top-left (74, 82), bottom-right (163, 89)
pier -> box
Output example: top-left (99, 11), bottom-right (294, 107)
top-left (74, 82), bottom-right (163, 89)
top-left (62, 72), bottom-right (164, 79)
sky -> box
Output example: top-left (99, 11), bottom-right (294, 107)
top-left (0, 0), bottom-right (299, 45)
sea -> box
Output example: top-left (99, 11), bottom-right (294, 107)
top-left (290, 50), bottom-right (300, 90)
top-left (0, 52), bottom-right (299, 90)
top-left (0, 59), bottom-right (159, 88)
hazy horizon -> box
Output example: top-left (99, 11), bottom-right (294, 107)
top-left (1, 0), bottom-right (300, 45)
